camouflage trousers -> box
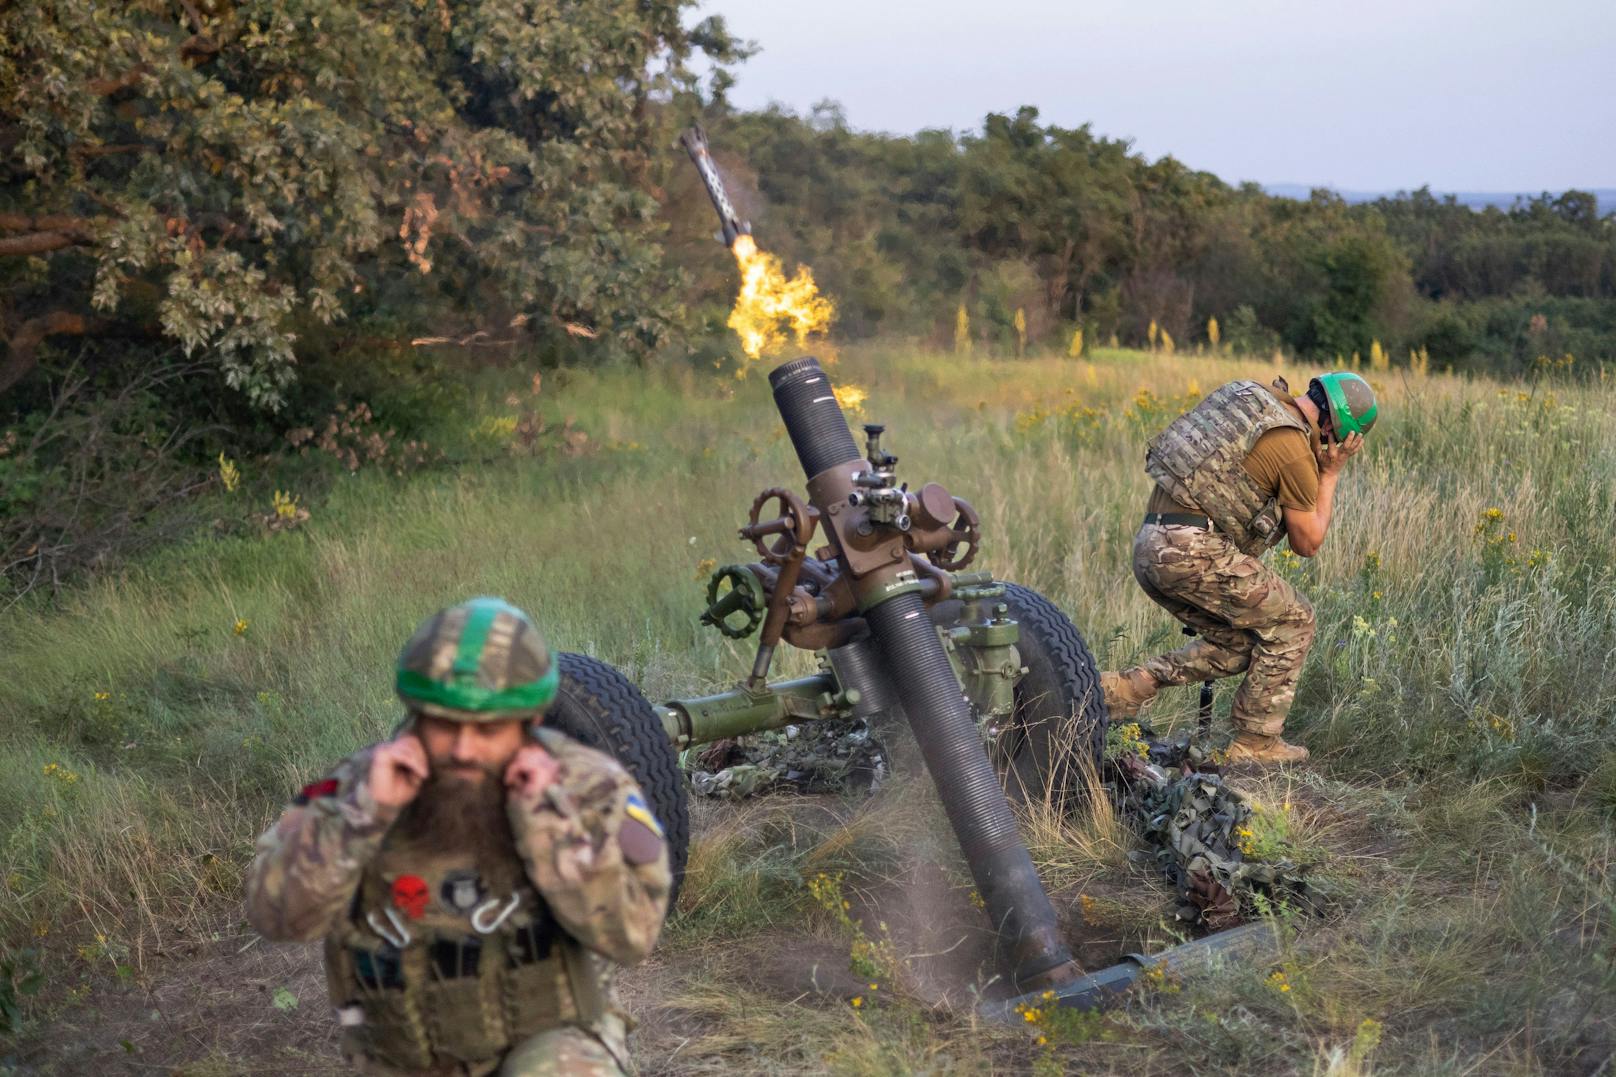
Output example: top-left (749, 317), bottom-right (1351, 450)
top-left (347, 1023), bottom-right (626, 1076)
top-left (1130, 523), bottom-right (1316, 737)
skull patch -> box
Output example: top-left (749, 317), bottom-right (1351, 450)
top-left (390, 874), bottom-right (431, 920)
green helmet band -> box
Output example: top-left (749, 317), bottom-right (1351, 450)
top-left (395, 662), bottom-right (558, 716)
top-left (1318, 372), bottom-right (1378, 437)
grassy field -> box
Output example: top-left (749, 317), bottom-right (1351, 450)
top-left (3, 344), bottom-right (1615, 1074)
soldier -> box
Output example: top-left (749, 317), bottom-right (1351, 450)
top-left (246, 597), bottom-right (670, 1075)
top-left (1101, 373), bottom-right (1377, 765)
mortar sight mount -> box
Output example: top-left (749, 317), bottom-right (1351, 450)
top-left (703, 420), bottom-right (984, 689)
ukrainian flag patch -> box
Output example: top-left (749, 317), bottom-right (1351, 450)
top-left (624, 792), bottom-right (664, 838)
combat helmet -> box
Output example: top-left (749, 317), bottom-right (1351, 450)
top-left (395, 597), bottom-right (558, 722)
top-left (1310, 371), bottom-right (1378, 438)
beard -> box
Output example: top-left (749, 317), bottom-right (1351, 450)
top-left (391, 766), bottom-right (514, 865)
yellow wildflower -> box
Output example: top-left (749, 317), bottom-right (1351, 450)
top-left (850, 996), bottom-right (863, 1009)
top-left (43, 762), bottom-right (80, 784)
top-left (233, 617), bottom-right (249, 636)
top-left (217, 453), bottom-right (241, 493)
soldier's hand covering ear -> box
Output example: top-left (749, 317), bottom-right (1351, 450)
top-left (504, 743), bottom-right (561, 799)
top-left (1316, 431), bottom-right (1364, 475)
top-left (369, 733), bottom-right (429, 816)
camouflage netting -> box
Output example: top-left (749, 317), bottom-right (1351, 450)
top-left (1107, 724), bottom-right (1322, 928)
top-left (687, 720), bottom-right (888, 799)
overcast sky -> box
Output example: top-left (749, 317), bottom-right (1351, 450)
top-left (696, 0), bottom-right (1615, 192)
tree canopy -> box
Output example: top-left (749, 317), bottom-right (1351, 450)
top-left (1, 0), bottom-right (741, 405)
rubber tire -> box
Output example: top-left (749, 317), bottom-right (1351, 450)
top-left (548, 653), bottom-right (689, 906)
top-left (994, 582), bottom-right (1109, 806)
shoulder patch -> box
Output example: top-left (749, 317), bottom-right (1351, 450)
top-left (618, 817), bottom-right (664, 866)
top-left (623, 792), bottom-right (664, 839)
top-left (293, 777), bottom-right (340, 806)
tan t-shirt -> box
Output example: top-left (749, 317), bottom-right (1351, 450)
top-left (1146, 390), bottom-right (1319, 515)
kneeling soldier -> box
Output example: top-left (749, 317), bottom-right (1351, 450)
top-left (1102, 373), bottom-right (1376, 764)
top-left (247, 597), bottom-right (670, 1075)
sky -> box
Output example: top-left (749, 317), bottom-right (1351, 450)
top-left (696, 0), bottom-right (1616, 193)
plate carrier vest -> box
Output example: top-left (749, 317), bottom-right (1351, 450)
top-left (1144, 379), bottom-right (1310, 556)
top-left (323, 813), bottom-right (609, 1070)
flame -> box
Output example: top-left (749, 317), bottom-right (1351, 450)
top-left (832, 384), bottom-right (867, 413)
top-left (727, 233), bottom-right (834, 360)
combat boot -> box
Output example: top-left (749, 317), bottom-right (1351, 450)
top-left (1100, 667), bottom-right (1160, 719)
top-left (1224, 733), bottom-right (1310, 765)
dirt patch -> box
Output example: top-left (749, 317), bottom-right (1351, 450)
top-left (8, 927), bottom-right (340, 1075)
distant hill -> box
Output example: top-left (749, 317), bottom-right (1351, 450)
top-left (1265, 183), bottom-right (1616, 214)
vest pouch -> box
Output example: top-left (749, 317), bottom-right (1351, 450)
top-left (1245, 499), bottom-right (1285, 553)
top-left (418, 965), bottom-right (508, 1063)
top-left (501, 943), bottom-right (578, 1038)
top-left (347, 980), bottom-right (435, 1072)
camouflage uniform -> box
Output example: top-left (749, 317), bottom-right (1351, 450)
top-left (1122, 380), bottom-right (1319, 738)
top-left (1131, 524), bottom-right (1315, 737)
top-left (246, 726), bottom-right (670, 1076)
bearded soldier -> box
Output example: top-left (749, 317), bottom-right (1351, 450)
top-left (1101, 373), bottom-right (1377, 764)
top-left (246, 597), bottom-right (670, 1075)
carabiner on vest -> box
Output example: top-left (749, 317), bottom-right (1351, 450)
top-left (471, 892), bottom-right (521, 934)
top-left (365, 907), bottom-right (413, 948)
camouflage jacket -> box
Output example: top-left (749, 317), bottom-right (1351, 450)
top-left (244, 727), bottom-right (670, 967)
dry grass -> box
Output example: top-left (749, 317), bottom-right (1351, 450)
top-left (4, 344), bottom-right (1615, 1072)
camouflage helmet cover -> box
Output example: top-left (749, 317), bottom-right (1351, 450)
top-left (1312, 371), bottom-right (1379, 438)
top-left (395, 597), bottom-right (558, 722)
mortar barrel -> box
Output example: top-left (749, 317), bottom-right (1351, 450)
top-left (768, 357), bottom-right (863, 480)
top-left (768, 355), bottom-right (1077, 988)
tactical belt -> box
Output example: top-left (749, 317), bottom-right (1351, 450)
top-left (352, 920), bottom-right (555, 989)
top-left (1143, 512), bottom-right (1212, 529)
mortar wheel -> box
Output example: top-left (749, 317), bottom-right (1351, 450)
top-left (993, 583), bottom-right (1109, 805)
top-left (550, 653), bottom-right (689, 907)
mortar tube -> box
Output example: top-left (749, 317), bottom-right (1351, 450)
top-left (768, 356), bottom-right (1079, 989)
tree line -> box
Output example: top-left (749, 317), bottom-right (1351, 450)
top-left (676, 103), bottom-right (1614, 371)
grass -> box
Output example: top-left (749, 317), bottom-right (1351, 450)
top-left (3, 343), bottom-right (1615, 1072)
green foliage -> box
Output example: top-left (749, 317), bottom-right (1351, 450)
top-left (1, 0), bottom-right (742, 406)
top-left (0, 946), bottom-right (44, 1033)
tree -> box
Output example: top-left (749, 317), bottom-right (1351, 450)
top-left (1, 0), bottom-right (741, 406)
